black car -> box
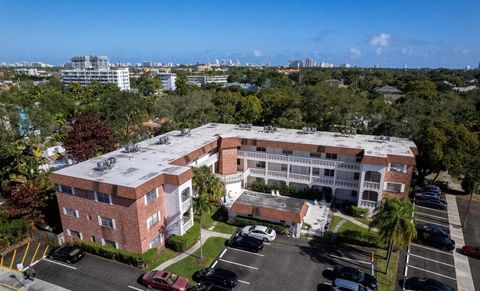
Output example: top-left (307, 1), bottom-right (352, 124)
top-left (414, 185), bottom-right (441, 195)
top-left (47, 246), bottom-right (85, 263)
top-left (416, 224), bottom-right (449, 238)
top-left (417, 232), bottom-right (455, 251)
top-left (333, 266), bottom-right (377, 290)
top-left (414, 192), bottom-right (441, 199)
top-left (188, 283), bottom-right (231, 291)
top-left (414, 197), bottom-right (447, 210)
top-left (193, 268), bottom-right (237, 288)
top-left (227, 235), bottom-right (263, 252)
top-left (404, 277), bottom-right (454, 291)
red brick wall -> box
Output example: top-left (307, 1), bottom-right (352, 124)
top-left (219, 148), bottom-right (238, 175)
top-left (382, 165), bottom-right (414, 198)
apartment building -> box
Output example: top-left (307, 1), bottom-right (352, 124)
top-left (51, 124), bottom-right (417, 253)
top-left (187, 75), bottom-right (228, 86)
top-left (70, 55), bottom-right (110, 70)
top-left (158, 73), bottom-right (177, 91)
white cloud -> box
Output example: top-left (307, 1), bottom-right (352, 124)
top-left (376, 47), bottom-right (383, 55)
top-left (349, 48), bottom-right (361, 58)
top-left (253, 50), bottom-right (263, 57)
top-left (370, 33), bottom-right (391, 47)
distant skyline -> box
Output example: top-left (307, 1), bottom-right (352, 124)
top-left (0, 0), bottom-right (479, 68)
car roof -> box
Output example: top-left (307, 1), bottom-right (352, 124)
top-left (253, 225), bottom-right (268, 232)
top-left (57, 246), bottom-right (76, 252)
top-left (153, 271), bottom-right (171, 279)
top-left (334, 278), bottom-right (362, 288)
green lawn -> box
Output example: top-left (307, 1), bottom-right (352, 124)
top-left (353, 216), bottom-right (371, 226)
top-left (374, 249), bottom-right (400, 291)
top-left (336, 219), bottom-right (379, 247)
top-left (143, 248), bottom-right (178, 270)
top-left (330, 215), bottom-right (343, 231)
top-left (165, 237), bottom-right (227, 282)
top-left (198, 205), bottom-right (236, 234)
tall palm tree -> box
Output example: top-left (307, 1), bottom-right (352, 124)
top-left (370, 198), bottom-right (416, 273)
top-left (192, 194), bottom-right (213, 260)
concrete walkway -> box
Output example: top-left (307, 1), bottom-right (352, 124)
top-left (155, 229), bottom-right (232, 270)
top-left (0, 268), bottom-right (67, 291)
top-left (446, 194), bottom-right (475, 291)
top-left (334, 213), bottom-right (378, 232)
top-left (331, 219), bottom-right (347, 241)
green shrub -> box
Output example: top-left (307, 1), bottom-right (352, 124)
top-left (348, 205), bottom-right (369, 219)
top-left (73, 240), bottom-right (144, 267)
top-left (166, 222), bottom-right (201, 252)
top-left (336, 229), bottom-right (379, 248)
top-left (233, 216), bottom-right (289, 235)
top-left (250, 181), bottom-right (333, 202)
top-left (0, 217), bottom-right (29, 247)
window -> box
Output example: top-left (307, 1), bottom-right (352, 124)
top-left (149, 234), bottom-right (163, 248)
top-left (144, 188), bottom-right (158, 204)
top-left (281, 164), bottom-right (288, 171)
top-left (312, 168), bottom-right (320, 175)
top-left (91, 235), bottom-right (96, 242)
top-left (237, 159), bottom-right (241, 165)
top-left (147, 212), bottom-right (160, 229)
top-left (310, 152), bottom-right (322, 158)
top-left (386, 183), bottom-right (403, 193)
top-left (351, 191), bottom-right (358, 197)
top-left (95, 192), bottom-right (112, 204)
top-left (389, 163), bottom-right (407, 172)
top-left (256, 147), bottom-right (266, 152)
top-left (98, 216), bottom-right (116, 229)
top-left (181, 188), bottom-right (191, 201)
top-left (324, 169), bottom-right (335, 177)
top-left (354, 172), bottom-right (360, 180)
top-left (356, 155), bottom-right (362, 162)
top-left (67, 229), bottom-right (82, 239)
top-left (102, 239), bottom-right (117, 248)
top-left (56, 184), bottom-right (74, 195)
top-left (63, 207), bottom-right (79, 218)
top-left (256, 161), bottom-right (266, 168)
top-left (326, 153), bottom-right (337, 160)
top-left (282, 150), bottom-right (293, 156)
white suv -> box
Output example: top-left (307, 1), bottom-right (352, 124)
top-left (240, 225), bottom-right (276, 242)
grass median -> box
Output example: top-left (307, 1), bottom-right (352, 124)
top-left (165, 237), bottom-right (227, 282)
top-left (198, 205), bottom-right (236, 234)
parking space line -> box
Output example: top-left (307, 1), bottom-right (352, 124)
top-left (43, 258), bottom-right (77, 270)
top-left (410, 243), bottom-right (453, 255)
top-left (408, 253), bottom-right (454, 267)
top-left (327, 254), bottom-right (371, 265)
top-left (263, 242), bottom-right (271, 245)
top-left (407, 265), bottom-right (456, 281)
top-left (219, 259), bottom-right (258, 270)
top-left (211, 260), bottom-right (218, 268)
top-left (238, 280), bottom-right (250, 285)
top-left (227, 247), bottom-right (265, 257)
top-left (219, 249), bottom-right (227, 258)
top-left (127, 286), bottom-right (145, 291)
top-left (415, 205), bottom-right (447, 213)
top-left (415, 212), bottom-right (449, 220)
top-left (415, 218), bottom-right (449, 227)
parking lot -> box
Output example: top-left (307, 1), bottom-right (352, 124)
top-left (400, 196), bottom-right (457, 290)
top-left (210, 235), bottom-right (374, 291)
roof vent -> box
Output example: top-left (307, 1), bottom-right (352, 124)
top-left (208, 123), bottom-right (218, 128)
top-left (96, 157), bottom-right (117, 171)
top-left (302, 127), bottom-right (317, 134)
top-left (158, 136), bottom-right (171, 145)
top-left (124, 143), bottom-right (139, 153)
top-left (180, 128), bottom-right (191, 136)
top-left (237, 123), bottom-right (252, 130)
top-left (263, 125), bottom-right (277, 133)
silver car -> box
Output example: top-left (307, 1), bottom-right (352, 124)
top-left (332, 278), bottom-right (370, 291)
top-left (240, 225), bottom-right (276, 242)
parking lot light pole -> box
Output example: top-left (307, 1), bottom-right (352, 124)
top-left (463, 182), bottom-right (478, 228)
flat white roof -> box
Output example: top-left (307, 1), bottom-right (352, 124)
top-left (54, 123), bottom-right (416, 187)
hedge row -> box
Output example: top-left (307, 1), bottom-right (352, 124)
top-left (166, 222), bottom-right (201, 252)
top-left (233, 216), bottom-right (289, 235)
top-left (251, 181), bottom-right (333, 202)
top-left (0, 217), bottom-right (28, 248)
top-left (348, 205), bottom-right (369, 219)
top-left (73, 240), bottom-right (144, 267)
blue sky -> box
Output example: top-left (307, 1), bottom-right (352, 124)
top-left (0, 0), bottom-right (479, 68)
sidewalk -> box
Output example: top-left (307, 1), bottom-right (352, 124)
top-left (0, 268), bottom-right (67, 291)
top-left (334, 212), bottom-right (378, 232)
top-left (155, 229), bottom-right (232, 270)
top-left (446, 194), bottom-right (475, 291)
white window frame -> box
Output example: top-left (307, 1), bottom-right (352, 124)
top-left (57, 184), bottom-right (75, 195)
top-left (98, 216), bottom-right (116, 229)
top-left (144, 188), bottom-right (159, 205)
top-left (149, 234), bottom-right (162, 249)
top-left (146, 211), bottom-right (160, 230)
top-left (388, 163), bottom-right (407, 173)
top-left (101, 238), bottom-right (118, 249)
top-left (63, 207), bottom-right (79, 218)
top-left (384, 182), bottom-right (404, 193)
top-left (67, 229), bottom-right (83, 240)
top-left (94, 191), bottom-right (112, 204)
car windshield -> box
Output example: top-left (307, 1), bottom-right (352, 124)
top-left (266, 228), bottom-right (273, 234)
top-left (69, 248), bottom-right (80, 256)
top-left (166, 273), bottom-right (178, 285)
top-left (249, 226), bottom-right (255, 232)
top-left (358, 284), bottom-right (367, 291)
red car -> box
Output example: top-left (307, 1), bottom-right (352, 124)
top-left (462, 246), bottom-right (480, 259)
top-left (141, 270), bottom-right (189, 290)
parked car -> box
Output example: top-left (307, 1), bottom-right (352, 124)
top-left (414, 184), bottom-right (441, 195)
top-left (240, 225), bottom-right (276, 241)
top-left (47, 246), bottom-right (85, 264)
top-left (416, 224), bottom-right (450, 238)
top-left (332, 278), bottom-right (370, 291)
top-left (414, 192), bottom-right (441, 199)
top-left (193, 268), bottom-right (238, 288)
top-left (462, 246), bottom-right (480, 259)
top-left (416, 232), bottom-right (455, 251)
top-left (414, 197), bottom-right (447, 210)
top-left (227, 235), bottom-right (264, 252)
top-left (141, 270), bottom-right (189, 291)
top-left (404, 277), bottom-right (454, 291)
top-left (188, 284), bottom-right (231, 291)
top-left (333, 266), bottom-right (377, 290)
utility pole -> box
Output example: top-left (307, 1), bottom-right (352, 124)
top-left (463, 182), bottom-right (478, 228)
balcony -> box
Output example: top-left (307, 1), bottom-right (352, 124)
top-left (238, 151), bottom-right (339, 169)
top-left (181, 197), bottom-right (192, 210)
top-left (267, 170), bottom-right (288, 179)
top-left (249, 168), bottom-right (266, 177)
top-left (289, 173), bottom-right (310, 182)
top-left (181, 216), bottom-right (194, 234)
top-left (217, 171), bottom-right (245, 183)
top-left (312, 176), bottom-right (334, 185)
top-left (363, 181), bottom-right (381, 191)
top-left (359, 199), bottom-right (378, 209)
top-left (335, 179), bottom-right (359, 189)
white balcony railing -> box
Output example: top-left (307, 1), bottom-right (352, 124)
top-left (289, 173), bottom-right (311, 182)
top-left (312, 176), bottom-right (334, 185)
top-left (249, 168), bottom-right (266, 176)
top-left (217, 171), bottom-right (245, 183)
top-left (363, 181), bottom-right (381, 190)
top-left (359, 199), bottom-right (378, 209)
top-left (238, 151), bottom-right (341, 169)
top-left (267, 170), bottom-right (288, 179)
top-left (335, 179), bottom-right (359, 189)
top-left (182, 217), bottom-right (194, 233)
top-left (181, 197), bottom-right (192, 210)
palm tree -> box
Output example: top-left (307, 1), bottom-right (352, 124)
top-left (192, 194), bottom-right (213, 260)
top-left (192, 166), bottom-right (225, 203)
top-left (370, 198), bottom-right (416, 273)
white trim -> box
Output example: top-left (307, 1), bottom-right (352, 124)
top-left (101, 238), bottom-right (105, 246)
top-left (63, 207), bottom-right (67, 215)
top-left (75, 210), bottom-right (79, 218)
top-left (112, 218), bottom-right (116, 230)
top-left (94, 191), bottom-right (98, 202)
top-left (97, 215), bottom-right (102, 225)
top-left (94, 191), bottom-right (112, 204)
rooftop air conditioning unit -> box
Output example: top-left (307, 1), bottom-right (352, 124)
top-left (180, 128), bottom-right (191, 136)
top-left (124, 143), bottom-right (139, 153)
top-left (158, 136), bottom-right (171, 145)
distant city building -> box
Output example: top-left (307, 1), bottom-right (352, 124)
top-left (187, 75), bottom-right (228, 86)
top-left (374, 85), bottom-right (405, 104)
top-left (320, 62), bottom-right (334, 68)
top-left (288, 60), bottom-right (303, 69)
top-left (15, 68), bottom-right (39, 76)
top-left (339, 63), bottom-right (351, 68)
top-left (453, 85), bottom-right (477, 93)
top-left (158, 73), bottom-right (177, 91)
top-left (373, 64), bottom-right (381, 69)
top-left (70, 55), bottom-right (110, 70)
top-left (304, 58), bottom-right (316, 68)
